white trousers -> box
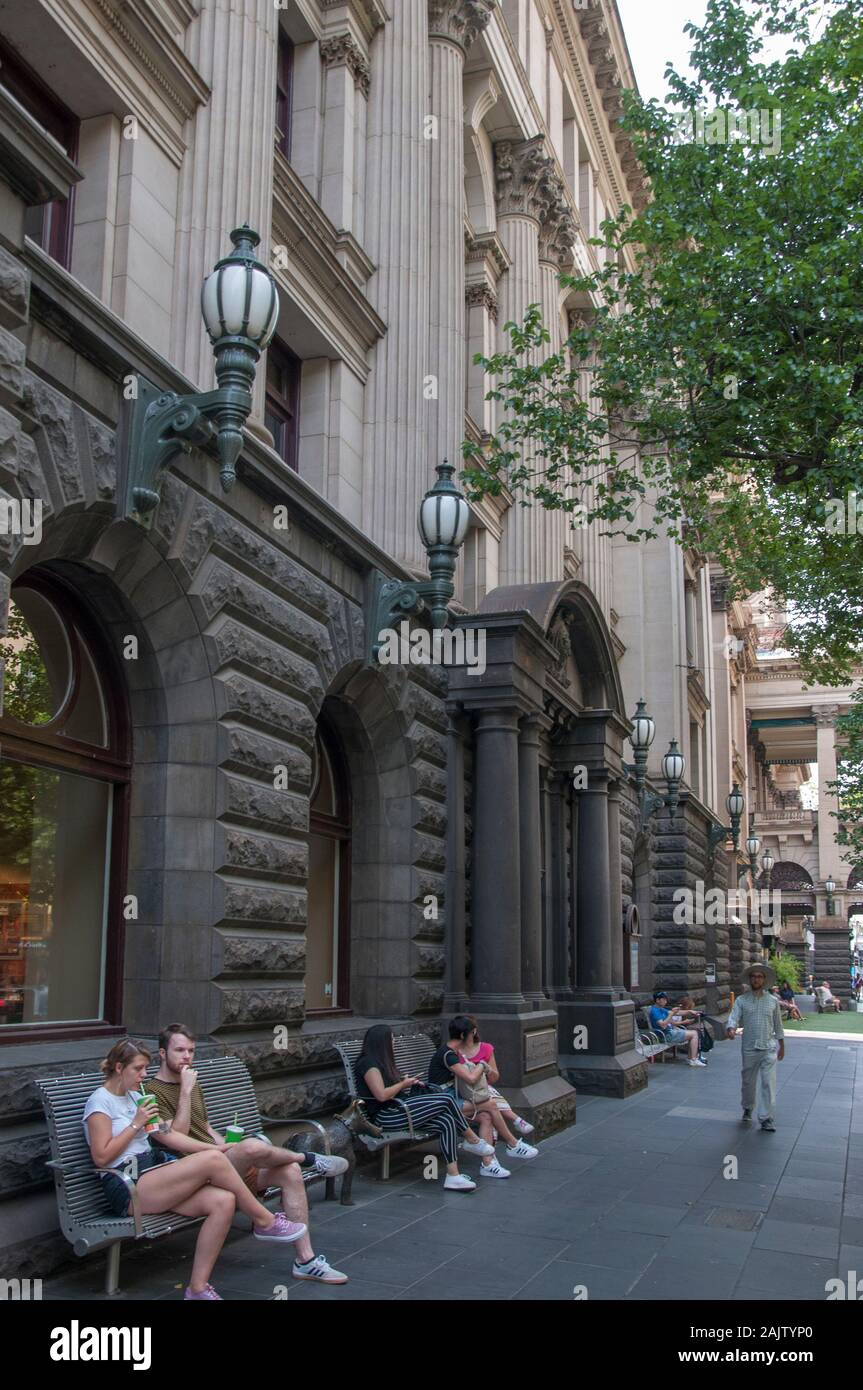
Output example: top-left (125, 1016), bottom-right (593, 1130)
top-left (740, 1048), bottom-right (777, 1121)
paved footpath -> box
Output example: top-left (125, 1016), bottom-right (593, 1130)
top-left (45, 1035), bottom-right (863, 1302)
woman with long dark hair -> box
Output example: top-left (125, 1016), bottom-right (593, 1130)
top-left (354, 1024), bottom-right (492, 1191)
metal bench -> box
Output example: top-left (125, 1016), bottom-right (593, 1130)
top-left (634, 1007), bottom-right (689, 1063)
top-left (38, 1053), bottom-right (336, 1295)
top-left (335, 1033), bottom-right (438, 1180)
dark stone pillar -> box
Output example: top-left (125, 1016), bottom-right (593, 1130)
top-left (471, 708), bottom-right (524, 1010)
top-left (608, 780), bottom-right (624, 988)
top-left (444, 712), bottom-right (469, 1012)
top-left (519, 714), bottom-right (544, 1008)
top-left (547, 771), bottom-right (574, 1000)
top-left (576, 774), bottom-right (612, 989)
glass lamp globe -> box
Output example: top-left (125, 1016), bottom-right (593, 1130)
top-left (630, 699), bottom-right (655, 751)
top-left (661, 740), bottom-right (685, 784)
top-left (201, 225), bottom-right (279, 347)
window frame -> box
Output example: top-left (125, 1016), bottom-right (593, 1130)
top-left (264, 338), bottom-right (301, 473)
top-left (0, 36), bottom-right (79, 269)
top-left (306, 718), bottom-right (352, 1016)
top-left (0, 571), bottom-right (131, 1045)
top-left (275, 29), bottom-right (294, 161)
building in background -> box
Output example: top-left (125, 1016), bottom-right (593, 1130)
top-left (0, 0), bottom-right (854, 1275)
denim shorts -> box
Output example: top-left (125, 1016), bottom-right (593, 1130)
top-left (100, 1145), bottom-right (179, 1217)
top-left (665, 1025), bottom-right (688, 1045)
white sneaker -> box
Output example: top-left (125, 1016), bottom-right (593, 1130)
top-left (479, 1159), bottom-right (511, 1179)
top-left (513, 1117), bottom-right (535, 1136)
top-left (505, 1139), bottom-right (539, 1160)
top-left (688, 1058), bottom-right (708, 1068)
top-left (461, 1137), bottom-right (494, 1157)
top-left (444, 1173), bottom-right (476, 1191)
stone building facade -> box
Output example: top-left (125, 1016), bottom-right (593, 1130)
top-left (0, 0), bottom-right (836, 1278)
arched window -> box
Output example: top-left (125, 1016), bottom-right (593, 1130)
top-left (0, 573), bottom-right (130, 1039)
top-left (306, 719), bottom-right (351, 1013)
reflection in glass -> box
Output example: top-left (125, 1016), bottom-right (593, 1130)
top-left (0, 593), bottom-right (71, 725)
top-left (0, 761), bottom-right (111, 1026)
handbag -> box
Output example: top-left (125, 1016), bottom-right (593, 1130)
top-left (457, 1062), bottom-right (491, 1106)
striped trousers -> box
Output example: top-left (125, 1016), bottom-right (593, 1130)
top-left (372, 1092), bottom-right (468, 1164)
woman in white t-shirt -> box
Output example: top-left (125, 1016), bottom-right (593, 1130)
top-left (84, 1039), bottom-right (309, 1300)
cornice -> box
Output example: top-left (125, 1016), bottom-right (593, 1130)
top-left (272, 151), bottom-right (386, 376)
top-left (0, 87), bottom-right (83, 207)
top-left (320, 0), bottom-right (389, 42)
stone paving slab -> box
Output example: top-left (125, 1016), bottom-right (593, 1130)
top-left (41, 1034), bottom-right (860, 1301)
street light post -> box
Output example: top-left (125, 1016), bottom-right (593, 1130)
top-left (707, 782), bottom-right (746, 855)
top-left (825, 876), bottom-right (836, 916)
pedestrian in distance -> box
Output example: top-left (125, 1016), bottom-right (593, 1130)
top-left (726, 963), bottom-right (785, 1132)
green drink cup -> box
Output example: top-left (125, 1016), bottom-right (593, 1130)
top-left (225, 1123), bottom-right (244, 1143)
top-left (136, 1093), bottom-right (159, 1134)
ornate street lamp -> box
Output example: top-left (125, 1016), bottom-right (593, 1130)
top-left (122, 224), bottom-right (278, 526)
top-left (367, 459), bottom-right (471, 663)
top-left (761, 848), bottom-right (775, 889)
top-left (708, 782), bottom-right (746, 855)
top-left (825, 875), bottom-right (836, 916)
top-left (746, 830), bottom-right (762, 880)
top-left (626, 700), bottom-right (686, 829)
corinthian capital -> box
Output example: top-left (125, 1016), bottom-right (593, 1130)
top-left (494, 136), bottom-right (554, 220)
top-left (537, 168), bottom-right (577, 266)
top-left (320, 34), bottom-right (371, 97)
top-left (428, 0), bottom-right (496, 49)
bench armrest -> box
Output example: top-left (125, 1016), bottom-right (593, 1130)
top-left (92, 1167), bottom-right (144, 1238)
top-left (390, 1099), bottom-right (416, 1139)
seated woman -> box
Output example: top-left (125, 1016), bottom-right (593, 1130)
top-left (84, 1039), bottom-right (308, 1300)
top-left (457, 1017), bottom-right (535, 1137)
top-left (354, 1024), bottom-right (492, 1191)
top-left (434, 1015), bottom-right (539, 1178)
top-left (776, 984), bottom-right (802, 1020)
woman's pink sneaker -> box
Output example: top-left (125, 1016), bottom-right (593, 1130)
top-left (184, 1284), bottom-right (222, 1300)
top-left (513, 1116), bottom-right (535, 1135)
top-left (254, 1212), bottom-right (307, 1243)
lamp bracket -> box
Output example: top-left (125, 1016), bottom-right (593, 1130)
top-left (639, 788), bottom-right (667, 832)
top-left (366, 571), bottom-right (438, 665)
top-left (121, 375), bottom-right (251, 529)
top-left (708, 821), bottom-right (731, 855)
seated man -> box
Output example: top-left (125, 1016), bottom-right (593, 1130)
top-left (648, 990), bottom-right (706, 1067)
top-left (816, 981), bottom-right (842, 1013)
top-left (772, 986), bottom-right (801, 1021)
top-left (149, 1023), bottom-right (349, 1285)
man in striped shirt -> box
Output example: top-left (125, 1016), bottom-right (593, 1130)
top-left (726, 964), bottom-right (785, 1132)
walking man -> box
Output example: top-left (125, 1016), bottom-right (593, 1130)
top-left (726, 964), bottom-right (785, 1132)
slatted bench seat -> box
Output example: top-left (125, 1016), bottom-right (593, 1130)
top-left (38, 1054), bottom-right (336, 1295)
top-left (634, 1007), bottom-right (688, 1063)
top-left (335, 1033), bottom-right (438, 1180)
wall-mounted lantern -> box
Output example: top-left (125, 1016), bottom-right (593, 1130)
top-left (366, 460), bottom-right (470, 663)
top-left (708, 782), bottom-right (745, 855)
top-left (121, 225), bottom-right (278, 527)
top-left (626, 699), bottom-right (686, 830)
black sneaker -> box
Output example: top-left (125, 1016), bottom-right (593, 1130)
top-left (760, 1119), bottom-right (776, 1132)
top-left (741, 1109), bottom-right (752, 1122)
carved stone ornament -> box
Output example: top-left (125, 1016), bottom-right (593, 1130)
top-left (320, 34), bottom-right (371, 98)
top-left (547, 614), bottom-right (572, 687)
top-left (494, 136), bottom-right (554, 220)
top-left (428, 0), bottom-right (496, 49)
top-left (537, 168), bottom-right (577, 266)
top-left (465, 282), bottom-right (498, 319)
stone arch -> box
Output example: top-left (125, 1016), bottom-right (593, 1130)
top-left (315, 659), bottom-right (447, 1018)
top-left (771, 861), bottom-right (814, 893)
top-left (464, 122), bottom-right (497, 231)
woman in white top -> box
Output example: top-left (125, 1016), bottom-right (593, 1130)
top-left (84, 1039), bottom-right (308, 1300)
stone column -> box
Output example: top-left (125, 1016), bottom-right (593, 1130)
top-left (546, 770), bottom-right (573, 999)
top-left (576, 774), bottom-right (613, 989)
top-left (470, 709), bottom-right (524, 1010)
top-left (494, 136), bottom-right (556, 586)
top-left (319, 34), bottom-right (371, 237)
top-left (173, 0), bottom-right (279, 411)
top-left (519, 714), bottom-right (544, 1006)
top-left (427, 2), bottom-right (495, 477)
top-left (608, 780), bottom-right (624, 987)
top-left (363, 0), bottom-right (430, 569)
top-left (444, 712), bottom-right (469, 1011)
top-left (814, 705), bottom-right (844, 883)
top-left (537, 174), bottom-right (576, 584)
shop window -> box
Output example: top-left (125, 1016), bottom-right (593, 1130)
top-left (275, 30), bottom-right (294, 160)
top-left (306, 721), bottom-right (351, 1012)
top-left (0, 37), bottom-right (78, 269)
top-left (265, 338), bottom-right (301, 471)
top-left (0, 574), bottom-right (129, 1040)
